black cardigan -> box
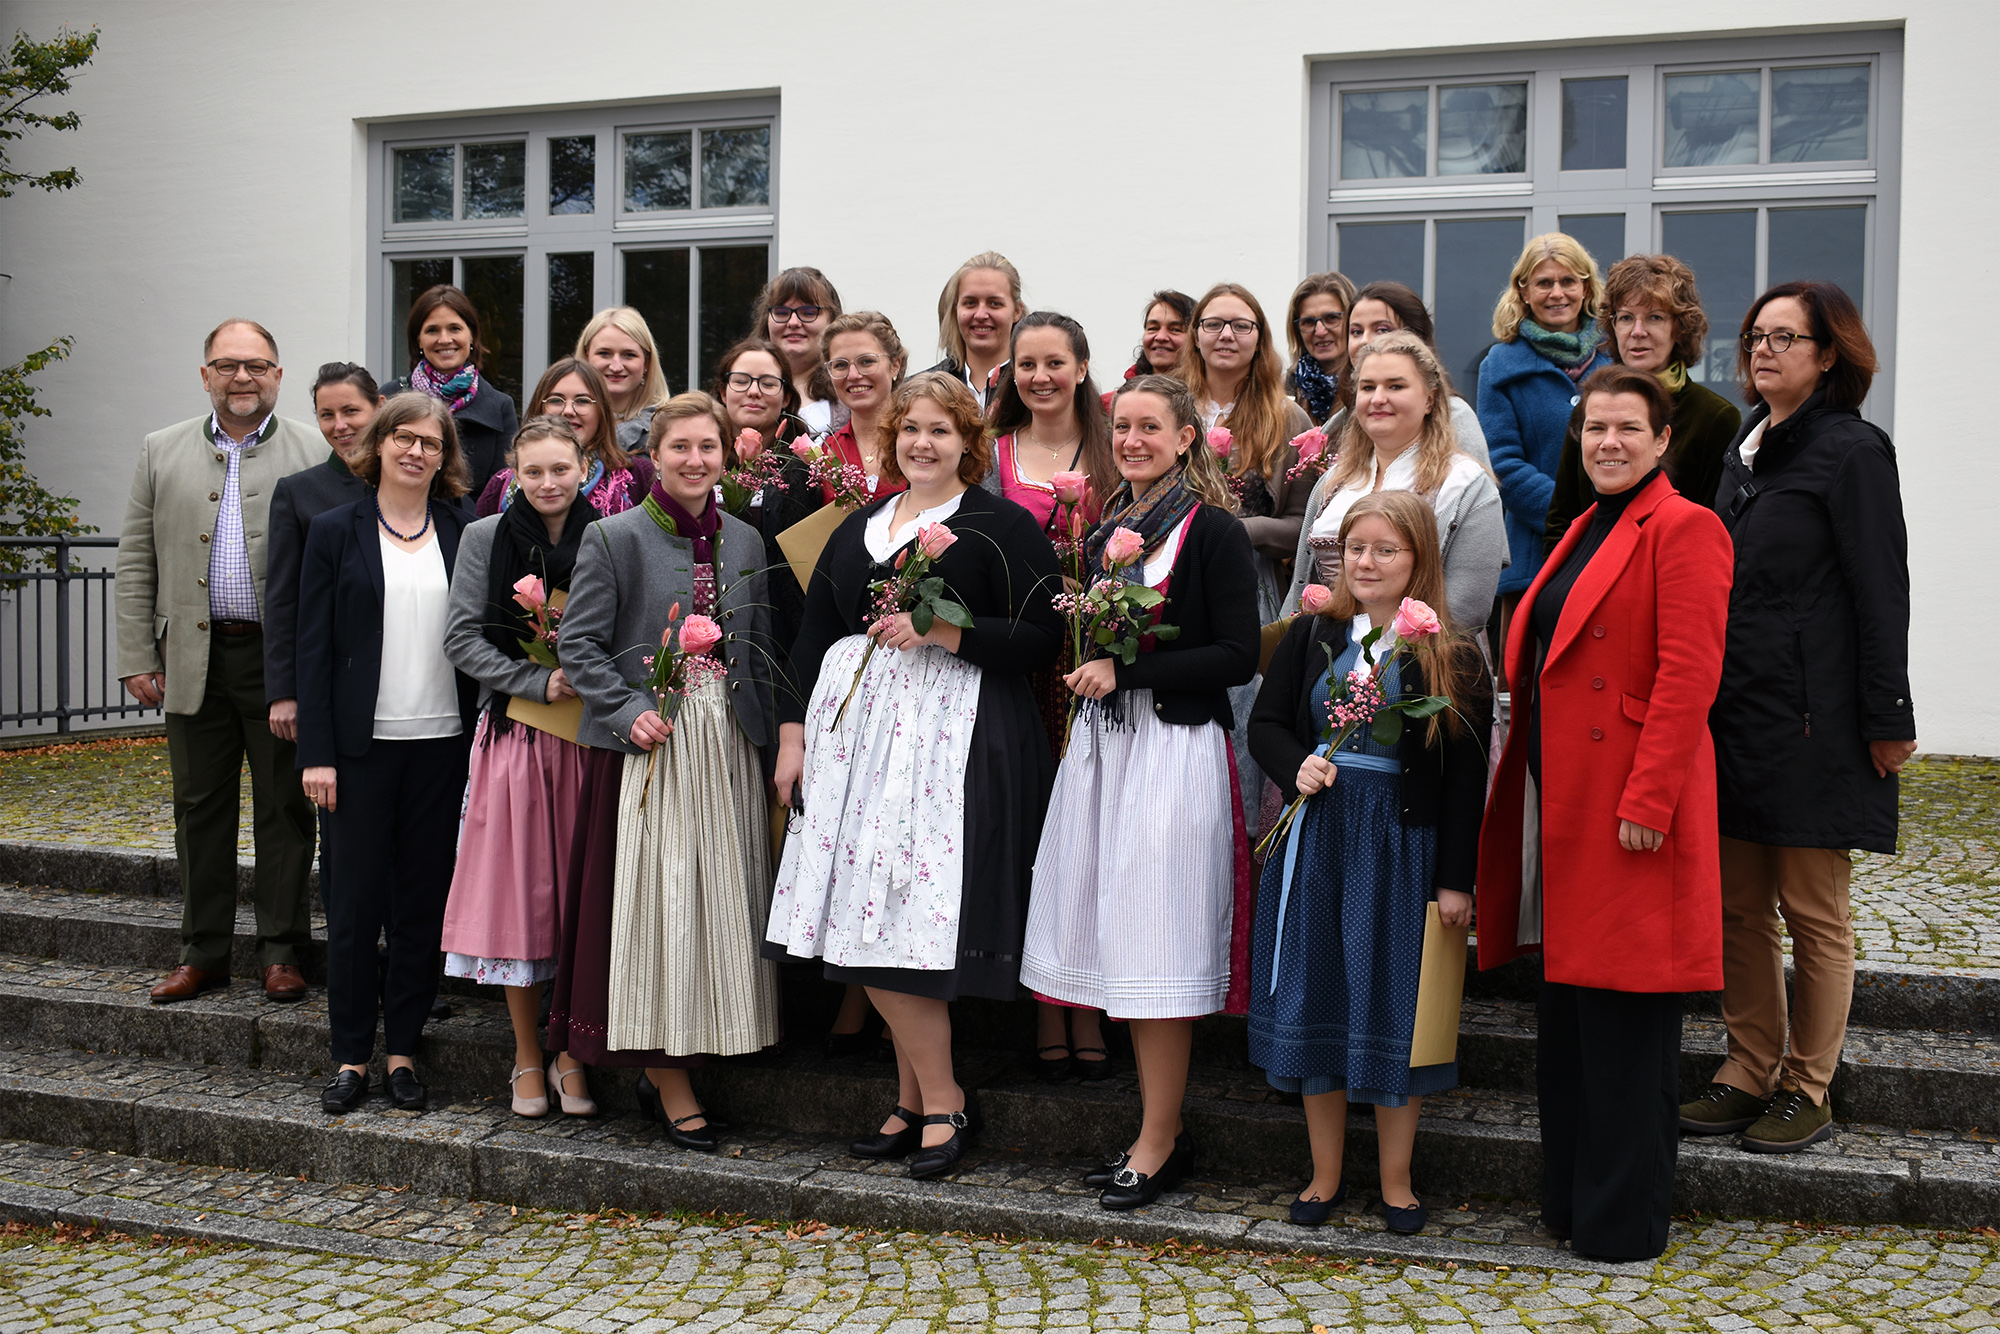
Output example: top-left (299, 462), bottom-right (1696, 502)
top-left (752, 416), bottom-right (825, 659)
top-left (1248, 614), bottom-right (1492, 895)
top-left (263, 455), bottom-right (368, 702)
top-left (1107, 504), bottom-right (1260, 729)
top-left (780, 486), bottom-right (1062, 726)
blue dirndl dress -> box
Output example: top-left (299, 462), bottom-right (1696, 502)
top-left (1245, 640), bottom-right (1458, 1106)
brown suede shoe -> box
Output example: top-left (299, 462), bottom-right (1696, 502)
top-left (263, 963), bottom-right (308, 1002)
top-left (150, 965), bottom-right (226, 1004)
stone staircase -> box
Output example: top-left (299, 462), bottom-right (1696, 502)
top-left (0, 844), bottom-right (1993, 1265)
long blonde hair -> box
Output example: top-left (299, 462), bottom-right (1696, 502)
top-left (1110, 374), bottom-right (1237, 512)
top-left (1324, 332), bottom-right (1466, 498)
top-left (1491, 232), bottom-right (1608, 342)
top-left (1177, 282), bottom-right (1292, 481)
top-left (936, 251), bottom-right (1023, 370)
top-left (575, 307), bottom-right (673, 417)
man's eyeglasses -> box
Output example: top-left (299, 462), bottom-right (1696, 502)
top-left (541, 394), bottom-right (596, 412)
top-left (1741, 331), bottom-right (1818, 354)
top-left (207, 359), bottom-right (277, 379)
top-left (725, 372), bottom-right (785, 394)
top-left (828, 354), bottom-right (887, 378)
top-left (389, 427), bottom-right (445, 457)
top-left (1198, 318), bottom-right (1259, 337)
top-left (770, 305), bottom-right (824, 325)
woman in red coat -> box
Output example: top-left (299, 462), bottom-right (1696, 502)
top-left (1476, 364), bottom-right (1732, 1262)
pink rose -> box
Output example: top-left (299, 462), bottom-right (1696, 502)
top-left (1392, 597), bottom-right (1443, 639)
top-left (1104, 526), bottom-right (1146, 568)
top-left (790, 438), bottom-right (814, 460)
top-left (1207, 427), bottom-right (1233, 458)
top-left (735, 428), bottom-right (764, 461)
top-left (1051, 470), bottom-right (1088, 505)
top-left (1291, 427), bottom-right (1328, 462)
top-left (679, 614), bottom-right (723, 657)
top-left (511, 574), bottom-right (546, 613)
top-left (917, 523), bottom-right (957, 559)
top-left (1299, 583), bottom-right (1334, 615)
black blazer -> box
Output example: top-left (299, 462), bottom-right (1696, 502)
top-left (263, 456), bottom-right (368, 702)
top-left (382, 375), bottom-right (519, 501)
top-left (1249, 614), bottom-right (1493, 895)
top-left (1107, 504), bottom-right (1259, 729)
top-left (294, 498), bottom-right (478, 768)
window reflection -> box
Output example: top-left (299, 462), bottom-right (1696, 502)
top-left (463, 143), bottom-right (526, 220)
top-left (625, 132), bottom-right (692, 212)
top-left (1663, 72), bottom-right (1761, 168)
top-left (1771, 66), bottom-right (1869, 162)
top-left (1438, 83), bottom-right (1527, 175)
top-left (1561, 78), bottom-right (1628, 171)
top-left (393, 146), bottom-right (454, 223)
top-left (700, 127), bottom-right (771, 208)
top-left (549, 136), bottom-right (596, 216)
top-left (1341, 89), bottom-right (1428, 179)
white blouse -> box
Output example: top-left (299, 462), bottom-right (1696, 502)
top-left (864, 490), bottom-right (965, 563)
top-left (1308, 447), bottom-right (1486, 544)
top-left (374, 533), bottom-right (461, 740)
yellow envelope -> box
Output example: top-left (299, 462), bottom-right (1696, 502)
top-left (1409, 901), bottom-right (1469, 1067)
top-left (1259, 616), bottom-right (1295, 676)
top-left (503, 590), bottom-right (581, 742)
top-left (777, 503), bottom-right (849, 592)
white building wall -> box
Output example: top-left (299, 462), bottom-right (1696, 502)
top-left (0, 0), bottom-right (1993, 753)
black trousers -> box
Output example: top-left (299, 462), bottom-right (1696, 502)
top-left (323, 735), bottom-right (467, 1065)
top-left (1537, 980), bottom-right (1682, 1261)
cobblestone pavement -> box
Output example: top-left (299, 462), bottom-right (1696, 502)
top-left (2, 1193), bottom-right (1996, 1334)
top-left (5, 739), bottom-right (1993, 973)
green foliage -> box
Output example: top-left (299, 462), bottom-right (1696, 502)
top-left (0, 338), bottom-right (95, 574)
top-left (1, 26), bottom-right (99, 197)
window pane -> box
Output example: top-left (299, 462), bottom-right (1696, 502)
top-left (549, 135), bottom-right (595, 215)
top-left (548, 252), bottom-right (596, 365)
top-left (1437, 83), bottom-right (1527, 176)
top-left (624, 131), bottom-right (692, 212)
top-left (461, 254), bottom-right (525, 410)
top-left (1559, 215), bottom-right (1626, 274)
top-left (1340, 89), bottom-right (1428, 180)
top-left (1662, 71), bottom-right (1761, 168)
top-left (1661, 210), bottom-right (1756, 388)
top-left (393, 145), bottom-right (454, 222)
top-left (698, 245), bottom-right (770, 384)
top-left (700, 126), bottom-right (771, 208)
top-left (625, 249), bottom-right (690, 393)
top-left (1771, 65), bottom-right (1870, 163)
top-left (1335, 220), bottom-right (1425, 292)
top-left (1434, 217), bottom-right (1526, 397)
top-left (463, 142), bottom-right (526, 219)
top-left (1561, 77), bottom-right (1628, 171)
top-left (391, 257), bottom-right (455, 372)
top-left (1769, 206), bottom-right (1867, 312)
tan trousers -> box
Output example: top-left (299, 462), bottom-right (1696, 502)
top-left (1714, 836), bottom-right (1855, 1104)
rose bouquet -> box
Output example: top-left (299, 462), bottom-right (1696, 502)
top-left (790, 436), bottom-right (875, 510)
top-left (511, 574), bottom-right (563, 668)
top-left (1050, 526), bottom-right (1182, 733)
top-left (830, 522), bottom-right (973, 729)
top-left (1254, 594), bottom-right (1450, 858)
top-left (717, 428), bottom-right (792, 517)
top-left (635, 602), bottom-right (726, 801)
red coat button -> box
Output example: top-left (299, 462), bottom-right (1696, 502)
top-left (1590, 727), bottom-right (1603, 740)
top-left (1591, 625), bottom-right (1606, 638)
top-left (1592, 677), bottom-right (1604, 689)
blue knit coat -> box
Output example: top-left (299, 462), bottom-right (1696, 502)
top-left (1476, 336), bottom-right (1612, 594)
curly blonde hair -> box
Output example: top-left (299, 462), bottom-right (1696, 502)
top-left (1491, 233), bottom-right (1608, 342)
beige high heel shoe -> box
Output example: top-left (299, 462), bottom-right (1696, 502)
top-left (510, 1064), bottom-right (549, 1118)
top-left (548, 1056), bottom-right (598, 1117)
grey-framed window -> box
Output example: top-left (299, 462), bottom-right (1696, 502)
top-left (367, 97), bottom-right (778, 411)
top-left (1309, 31), bottom-right (1901, 425)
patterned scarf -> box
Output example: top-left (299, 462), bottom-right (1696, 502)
top-left (1658, 362), bottom-right (1689, 393)
top-left (1292, 353), bottom-right (1339, 423)
top-left (1517, 318), bottom-right (1606, 383)
top-left (409, 359), bottom-right (481, 413)
top-left (1086, 464), bottom-right (1201, 576)
top-left (641, 479), bottom-right (720, 564)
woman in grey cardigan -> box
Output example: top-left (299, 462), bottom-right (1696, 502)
top-left (547, 393), bottom-right (784, 1153)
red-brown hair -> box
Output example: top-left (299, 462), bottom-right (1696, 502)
top-left (1736, 280), bottom-right (1877, 411)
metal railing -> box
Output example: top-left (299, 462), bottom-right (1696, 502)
top-left (0, 536), bottom-right (162, 735)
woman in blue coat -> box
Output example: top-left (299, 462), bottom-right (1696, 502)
top-left (1476, 234), bottom-right (1612, 611)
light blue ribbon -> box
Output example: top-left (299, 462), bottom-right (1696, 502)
top-left (1267, 743), bottom-right (1401, 994)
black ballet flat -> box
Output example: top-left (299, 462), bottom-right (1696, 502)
top-left (1098, 1137), bottom-right (1193, 1212)
top-left (1036, 1044), bottom-right (1072, 1082)
top-left (1382, 1198), bottom-right (1429, 1235)
top-left (849, 1105), bottom-right (923, 1160)
top-left (636, 1073), bottom-right (719, 1153)
top-left (1287, 1177), bottom-right (1347, 1228)
top-left (907, 1109), bottom-right (975, 1180)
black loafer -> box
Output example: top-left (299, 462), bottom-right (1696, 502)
top-left (1382, 1199), bottom-right (1428, 1235)
top-left (907, 1109), bottom-right (974, 1180)
top-left (850, 1105), bottom-right (923, 1160)
top-left (386, 1067), bottom-right (427, 1111)
top-left (320, 1069), bottom-right (369, 1114)
top-left (1100, 1139), bottom-right (1192, 1211)
top-left (1288, 1177), bottom-right (1347, 1227)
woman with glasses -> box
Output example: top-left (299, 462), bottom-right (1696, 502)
top-left (1282, 272), bottom-right (1359, 426)
top-left (924, 251), bottom-right (1025, 410)
top-left (474, 359), bottom-right (654, 518)
top-left (820, 312), bottom-right (910, 501)
top-left (385, 285), bottom-right (518, 499)
top-left (1479, 364), bottom-right (1733, 1261)
top-left (576, 308), bottom-right (674, 456)
top-left (712, 336), bottom-right (819, 652)
top-left (1248, 490), bottom-right (1490, 1234)
top-left (1541, 255), bottom-right (1742, 553)
top-left (1124, 290), bottom-right (1195, 381)
top-left (1476, 234), bottom-right (1611, 616)
top-left (298, 394), bottom-right (479, 1115)
top-left (1683, 282), bottom-right (1914, 1155)
top-left (750, 267), bottom-right (846, 438)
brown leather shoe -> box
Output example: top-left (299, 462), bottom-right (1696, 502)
top-left (263, 964), bottom-right (308, 1003)
top-left (150, 965), bottom-right (226, 1004)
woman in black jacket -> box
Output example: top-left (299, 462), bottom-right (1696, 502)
top-left (296, 393), bottom-right (479, 1117)
top-left (383, 285), bottom-right (519, 499)
top-left (1681, 280), bottom-right (1916, 1154)
top-left (1019, 373), bottom-right (1261, 1212)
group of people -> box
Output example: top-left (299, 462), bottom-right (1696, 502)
top-left (114, 235), bottom-right (1913, 1264)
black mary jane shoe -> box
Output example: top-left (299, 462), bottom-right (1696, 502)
top-left (849, 1105), bottom-right (923, 1160)
top-left (906, 1109), bottom-right (975, 1181)
top-left (1071, 1045), bottom-right (1112, 1081)
top-left (1099, 1137), bottom-right (1193, 1212)
top-left (636, 1074), bottom-right (720, 1152)
top-left (1381, 1198), bottom-right (1429, 1235)
top-left (386, 1066), bottom-right (427, 1111)
top-left (320, 1069), bottom-right (369, 1114)
top-left (1287, 1177), bottom-right (1348, 1228)
top-left (1036, 1044), bottom-right (1073, 1082)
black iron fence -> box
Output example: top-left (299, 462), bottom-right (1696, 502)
top-left (0, 536), bottom-right (161, 735)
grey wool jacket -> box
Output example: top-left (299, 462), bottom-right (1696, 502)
top-left (441, 514), bottom-right (559, 714)
top-left (558, 505), bottom-right (778, 757)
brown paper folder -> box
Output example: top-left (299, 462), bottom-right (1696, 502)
top-left (1409, 901), bottom-right (1469, 1067)
top-left (505, 694), bottom-right (584, 743)
top-left (1259, 616), bottom-right (1295, 676)
top-left (777, 503), bottom-right (849, 592)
